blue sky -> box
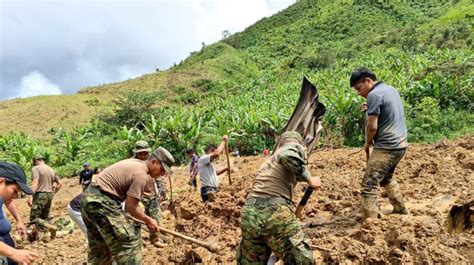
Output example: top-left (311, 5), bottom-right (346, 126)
top-left (0, 0), bottom-right (294, 100)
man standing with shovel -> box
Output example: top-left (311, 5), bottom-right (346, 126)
top-left (236, 131), bottom-right (321, 264)
top-left (350, 68), bottom-right (409, 222)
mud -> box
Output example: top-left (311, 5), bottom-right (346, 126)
top-left (11, 136), bottom-right (474, 264)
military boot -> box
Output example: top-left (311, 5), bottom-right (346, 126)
top-left (384, 181), bottom-right (408, 214)
top-left (361, 196), bottom-right (379, 222)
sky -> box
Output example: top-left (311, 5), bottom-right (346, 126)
top-left (0, 0), bottom-right (294, 100)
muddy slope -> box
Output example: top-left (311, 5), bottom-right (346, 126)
top-left (13, 136), bottom-right (474, 264)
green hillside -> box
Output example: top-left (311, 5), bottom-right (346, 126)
top-left (1, 0), bottom-right (473, 177)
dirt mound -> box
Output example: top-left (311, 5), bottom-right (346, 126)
top-left (13, 136), bottom-right (474, 263)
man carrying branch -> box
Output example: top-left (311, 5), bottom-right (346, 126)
top-left (236, 131), bottom-right (321, 264)
top-left (81, 147), bottom-right (174, 264)
top-left (350, 68), bottom-right (408, 222)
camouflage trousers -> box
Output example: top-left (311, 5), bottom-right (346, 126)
top-left (142, 196), bottom-right (160, 242)
top-left (30, 192), bottom-right (53, 222)
top-left (361, 148), bottom-right (406, 197)
top-left (236, 203), bottom-right (313, 265)
top-left (81, 186), bottom-right (141, 265)
top-left (142, 196), bottom-right (160, 222)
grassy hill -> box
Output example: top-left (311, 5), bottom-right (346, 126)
top-left (0, 42), bottom-right (257, 138)
top-left (1, 0), bottom-right (473, 176)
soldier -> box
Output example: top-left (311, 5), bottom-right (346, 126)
top-left (28, 155), bottom-right (62, 224)
top-left (133, 140), bottom-right (151, 161)
top-left (132, 140), bottom-right (165, 247)
top-left (236, 131), bottom-right (321, 264)
top-left (81, 147), bottom-right (174, 264)
top-left (350, 68), bottom-right (408, 222)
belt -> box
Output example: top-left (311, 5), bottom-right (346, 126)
top-left (89, 185), bottom-right (122, 203)
top-left (245, 197), bottom-right (291, 206)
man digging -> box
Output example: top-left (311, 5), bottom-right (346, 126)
top-left (236, 131), bottom-right (321, 264)
top-left (198, 136), bottom-right (229, 202)
top-left (81, 147), bottom-right (174, 264)
top-left (350, 68), bottom-right (409, 222)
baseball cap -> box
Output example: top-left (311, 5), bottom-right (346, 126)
top-left (83, 162), bottom-right (90, 167)
top-left (151, 147), bottom-right (175, 173)
top-left (0, 162), bottom-right (34, 195)
top-left (133, 140), bottom-right (151, 153)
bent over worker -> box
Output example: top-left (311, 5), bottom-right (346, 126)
top-left (81, 147), bottom-right (174, 264)
top-left (236, 131), bottom-right (321, 264)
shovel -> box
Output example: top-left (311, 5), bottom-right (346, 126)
top-left (225, 142), bottom-right (232, 185)
top-left (126, 214), bottom-right (220, 253)
top-left (168, 173), bottom-right (174, 209)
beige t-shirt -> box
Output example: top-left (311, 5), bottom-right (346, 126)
top-left (32, 164), bottom-right (58, 193)
top-left (247, 143), bottom-right (310, 201)
top-left (143, 176), bottom-right (157, 198)
top-left (92, 158), bottom-right (149, 201)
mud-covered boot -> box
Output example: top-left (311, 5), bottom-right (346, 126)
top-left (361, 196), bottom-right (379, 222)
top-left (150, 232), bottom-right (167, 248)
top-left (384, 181), bottom-right (408, 214)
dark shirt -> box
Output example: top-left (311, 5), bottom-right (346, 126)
top-left (79, 169), bottom-right (94, 185)
top-left (69, 193), bottom-right (84, 212)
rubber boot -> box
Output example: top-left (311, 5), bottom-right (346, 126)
top-left (384, 181), bottom-right (408, 214)
top-left (361, 196), bottom-right (379, 222)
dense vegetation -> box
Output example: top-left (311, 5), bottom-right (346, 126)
top-left (1, 0), bottom-right (472, 178)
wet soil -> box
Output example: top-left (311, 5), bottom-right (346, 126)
top-left (12, 136), bottom-right (474, 264)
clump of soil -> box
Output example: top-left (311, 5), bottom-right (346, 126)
top-left (12, 136), bottom-right (474, 264)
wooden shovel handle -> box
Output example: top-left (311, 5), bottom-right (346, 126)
top-left (126, 214), bottom-right (220, 253)
top-left (225, 142), bottom-right (232, 185)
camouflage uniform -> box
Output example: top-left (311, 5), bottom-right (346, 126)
top-left (237, 203), bottom-right (313, 264)
top-left (30, 192), bottom-right (53, 222)
top-left (144, 178), bottom-right (165, 237)
top-left (142, 195), bottom-right (161, 242)
top-left (142, 197), bottom-right (160, 222)
top-left (237, 131), bottom-right (314, 264)
top-left (81, 186), bottom-right (141, 265)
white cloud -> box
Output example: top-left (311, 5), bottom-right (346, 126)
top-left (17, 71), bottom-right (61, 98)
top-left (0, 0), bottom-right (295, 100)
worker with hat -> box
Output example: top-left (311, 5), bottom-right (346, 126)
top-left (81, 147), bottom-right (175, 264)
top-left (132, 140), bottom-right (166, 247)
top-left (236, 131), bottom-right (321, 264)
top-left (0, 162), bottom-right (38, 264)
top-left (133, 140), bottom-right (151, 160)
